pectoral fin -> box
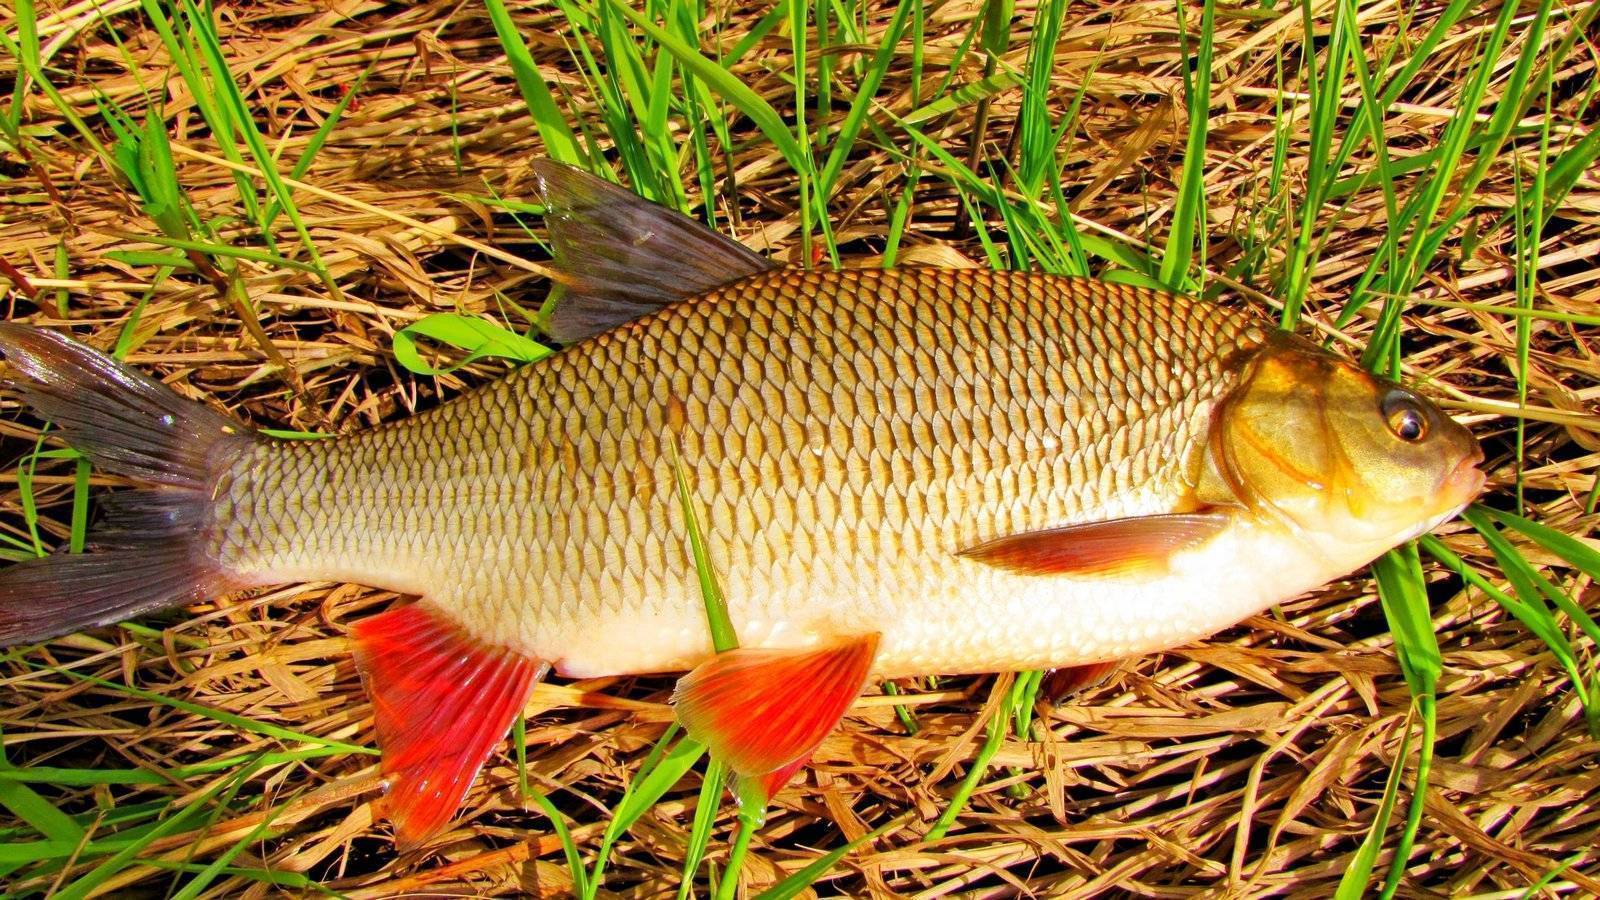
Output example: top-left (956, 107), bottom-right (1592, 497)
top-left (1040, 661), bottom-right (1122, 705)
top-left (959, 512), bottom-right (1230, 577)
top-left (672, 635), bottom-right (879, 802)
top-left (351, 603), bottom-right (546, 850)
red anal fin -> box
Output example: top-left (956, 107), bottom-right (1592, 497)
top-left (351, 603), bottom-right (545, 851)
top-left (1040, 661), bottom-right (1122, 705)
top-left (959, 512), bottom-right (1230, 577)
top-left (673, 635), bottom-right (879, 801)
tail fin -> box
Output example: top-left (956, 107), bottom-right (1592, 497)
top-left (532, 160), bottom-right (775, 345)
top-left (0, 324), bottom-right (257, 646)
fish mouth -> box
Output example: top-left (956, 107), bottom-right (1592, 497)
top-left (1396, 453), bottom-right (1485, 544)
top-left (1437, 448), bottom-right (1487, 511)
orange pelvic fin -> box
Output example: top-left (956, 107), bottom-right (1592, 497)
top-left (959, 512), bottom-right (1230, 576)
top-left (673, 635), bottom-right (879, 800)
top-left (351, 603), bottom-right (545, 851)
top-left (1040, 661), bottom-right (1122, 705)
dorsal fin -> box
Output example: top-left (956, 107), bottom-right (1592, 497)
top-left (532, 160), bottom-right (776, 345)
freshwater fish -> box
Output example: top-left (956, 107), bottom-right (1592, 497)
top-left (0, 162), bottom-right (1484, 848)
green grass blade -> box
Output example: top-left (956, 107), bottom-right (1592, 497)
top-left (716, 808), bottom-right (758, 900)
top-left (17, 432), bottom-right (47, 556)
top-left (1372, 545), bottom-right (1439, 699)
top-left (1341, 0), bottom-right (1529, 346)
top-left (1466, 509), bottom-right (1600, 646)
top-left (723, 1), bottom-right (789, 64)
top-left (1369, 545), bottom-right (1438, 896)
top-left (51, 765), bottom-right (246, 900)
top-left (1519, 852), bottom-right (1587, 899)
top-left (179, 0), bottom-right (342, 299)
top-left (1476, 506), bottom-right (1600, 589)
top-left (52, 238), bottom-right (68, 315)
top-left (136, 0), bottom-right (260, 225)
top-left (1334, 707), bottom-right (1414, 899)
top-left (818, 0), bottom-right (914, 198)
top-left (68, 456), bottom-right (90, 554)
top-left (666, 366), bottom-right (757, 896)
top-left (902, 71), bottom-right (1020, 125)
top-left (1157, 0), bottom-right (1212, 289)
top-left (0, 734), bottom-right (85, 845)
top-left (589, 734), bottom-right (706, 899)
top-left (591, 0), bottom-right (674, 204)
top-left (677, 757), bottom-right (728, 899)
top-left (1451, 517), bottom-right (1600, 733)
top-left (605, 0), bottom-right (809, 181)
top-left (526, 785), bottom-right (591, 898)
top-left (607, 727), bottom-right (702, 836)
top-left (0, 30), bottom-right (115, 172)
top-left (40, 664), bottom-right (375, 757)
top-left (261, 65), bottom-right (373, 228)
top-left (1279, 0), bottom-right (1352, 325)
top-left (167, 812), bottom-right (278, 900)
top-left (1380, 695), bottom-right (1434, 899)
top-left (484, 0), bottom-right (585, 166)
top-left (926, 675), bottom-right (1025, 840)
top-left (106, 232), bottom-right (315, 271)
top-left (668, 437), bottom-right (738, 653)
top-left (1016, 0), bottom-right (1066, 199)
top-left (392, 313), bottom-right (551, 376)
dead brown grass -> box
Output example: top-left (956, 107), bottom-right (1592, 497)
top-left (1, 0), bottom-right (1598, 897)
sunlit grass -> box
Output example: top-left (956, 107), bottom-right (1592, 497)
top-left (0, 0), bottom-right (1596, 894)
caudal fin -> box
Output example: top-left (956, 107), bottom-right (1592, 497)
top-left (0, 324), bottom-right (256, 646)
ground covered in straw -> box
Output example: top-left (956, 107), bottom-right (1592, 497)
top-left (1, 0), bottom-right (1597, 897)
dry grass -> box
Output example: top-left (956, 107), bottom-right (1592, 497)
top-left (1, 0), bottom-right (1598, 897)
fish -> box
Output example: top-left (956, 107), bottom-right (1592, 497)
top-left (0, 161), bottom-right (1485, 849)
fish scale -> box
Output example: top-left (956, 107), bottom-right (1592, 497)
top-left (210, 267), bottom-right (1260, 676)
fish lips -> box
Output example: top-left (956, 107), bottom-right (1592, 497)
top-left (1437, 444), bottom-right (1487, 511)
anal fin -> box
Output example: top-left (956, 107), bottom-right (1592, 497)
top-left (959, 512), bottom-right (1231, 577)
top-left (351, 603), bottom-right (546, 850)
top-left (673, 635), bottom-right (879, 803)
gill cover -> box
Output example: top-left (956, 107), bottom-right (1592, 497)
top-left (1199, 331), bottom-right (1483, 543)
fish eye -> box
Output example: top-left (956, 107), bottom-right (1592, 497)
top-left (1382, 392), bottom-right (1428, 443)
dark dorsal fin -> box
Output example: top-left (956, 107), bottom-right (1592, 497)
top-left (532, 160), bottom-right (776, 345)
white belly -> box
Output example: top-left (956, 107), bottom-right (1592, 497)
top-left (546, 516), bottom-right (1361, 680)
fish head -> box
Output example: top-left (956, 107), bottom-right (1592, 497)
top-left (1200, 330), bottom-right (1484, 558)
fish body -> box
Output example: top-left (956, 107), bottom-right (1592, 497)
top-left (218, 269), bottom-right (1297, 678)
top-left (0, 162), bottom-right (1484, 847)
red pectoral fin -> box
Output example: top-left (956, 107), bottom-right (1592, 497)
top-left (672, 636), bottom-right (879, 787)
top-left (959, 512), bottom-right (1230, 576)
top-left (351, 603), bottom-right (545, 851)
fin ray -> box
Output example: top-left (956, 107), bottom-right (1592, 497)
top-left (352, 603), bottom-right (545, 850)
top-left (673, 636), bottom-right (878, 794)
top-left (1040, 661), bottom-right (1123, 705)
top-left (0, 323), bottom-right (250, 487)
top-left (0, 545), bottom-right (232, 646)
top-left (533, 160), bottom-right (775, 344)
top-left (0, 324), bottom-right (258, 646)
top-left (959, 512), bottom-right (1231, 577)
